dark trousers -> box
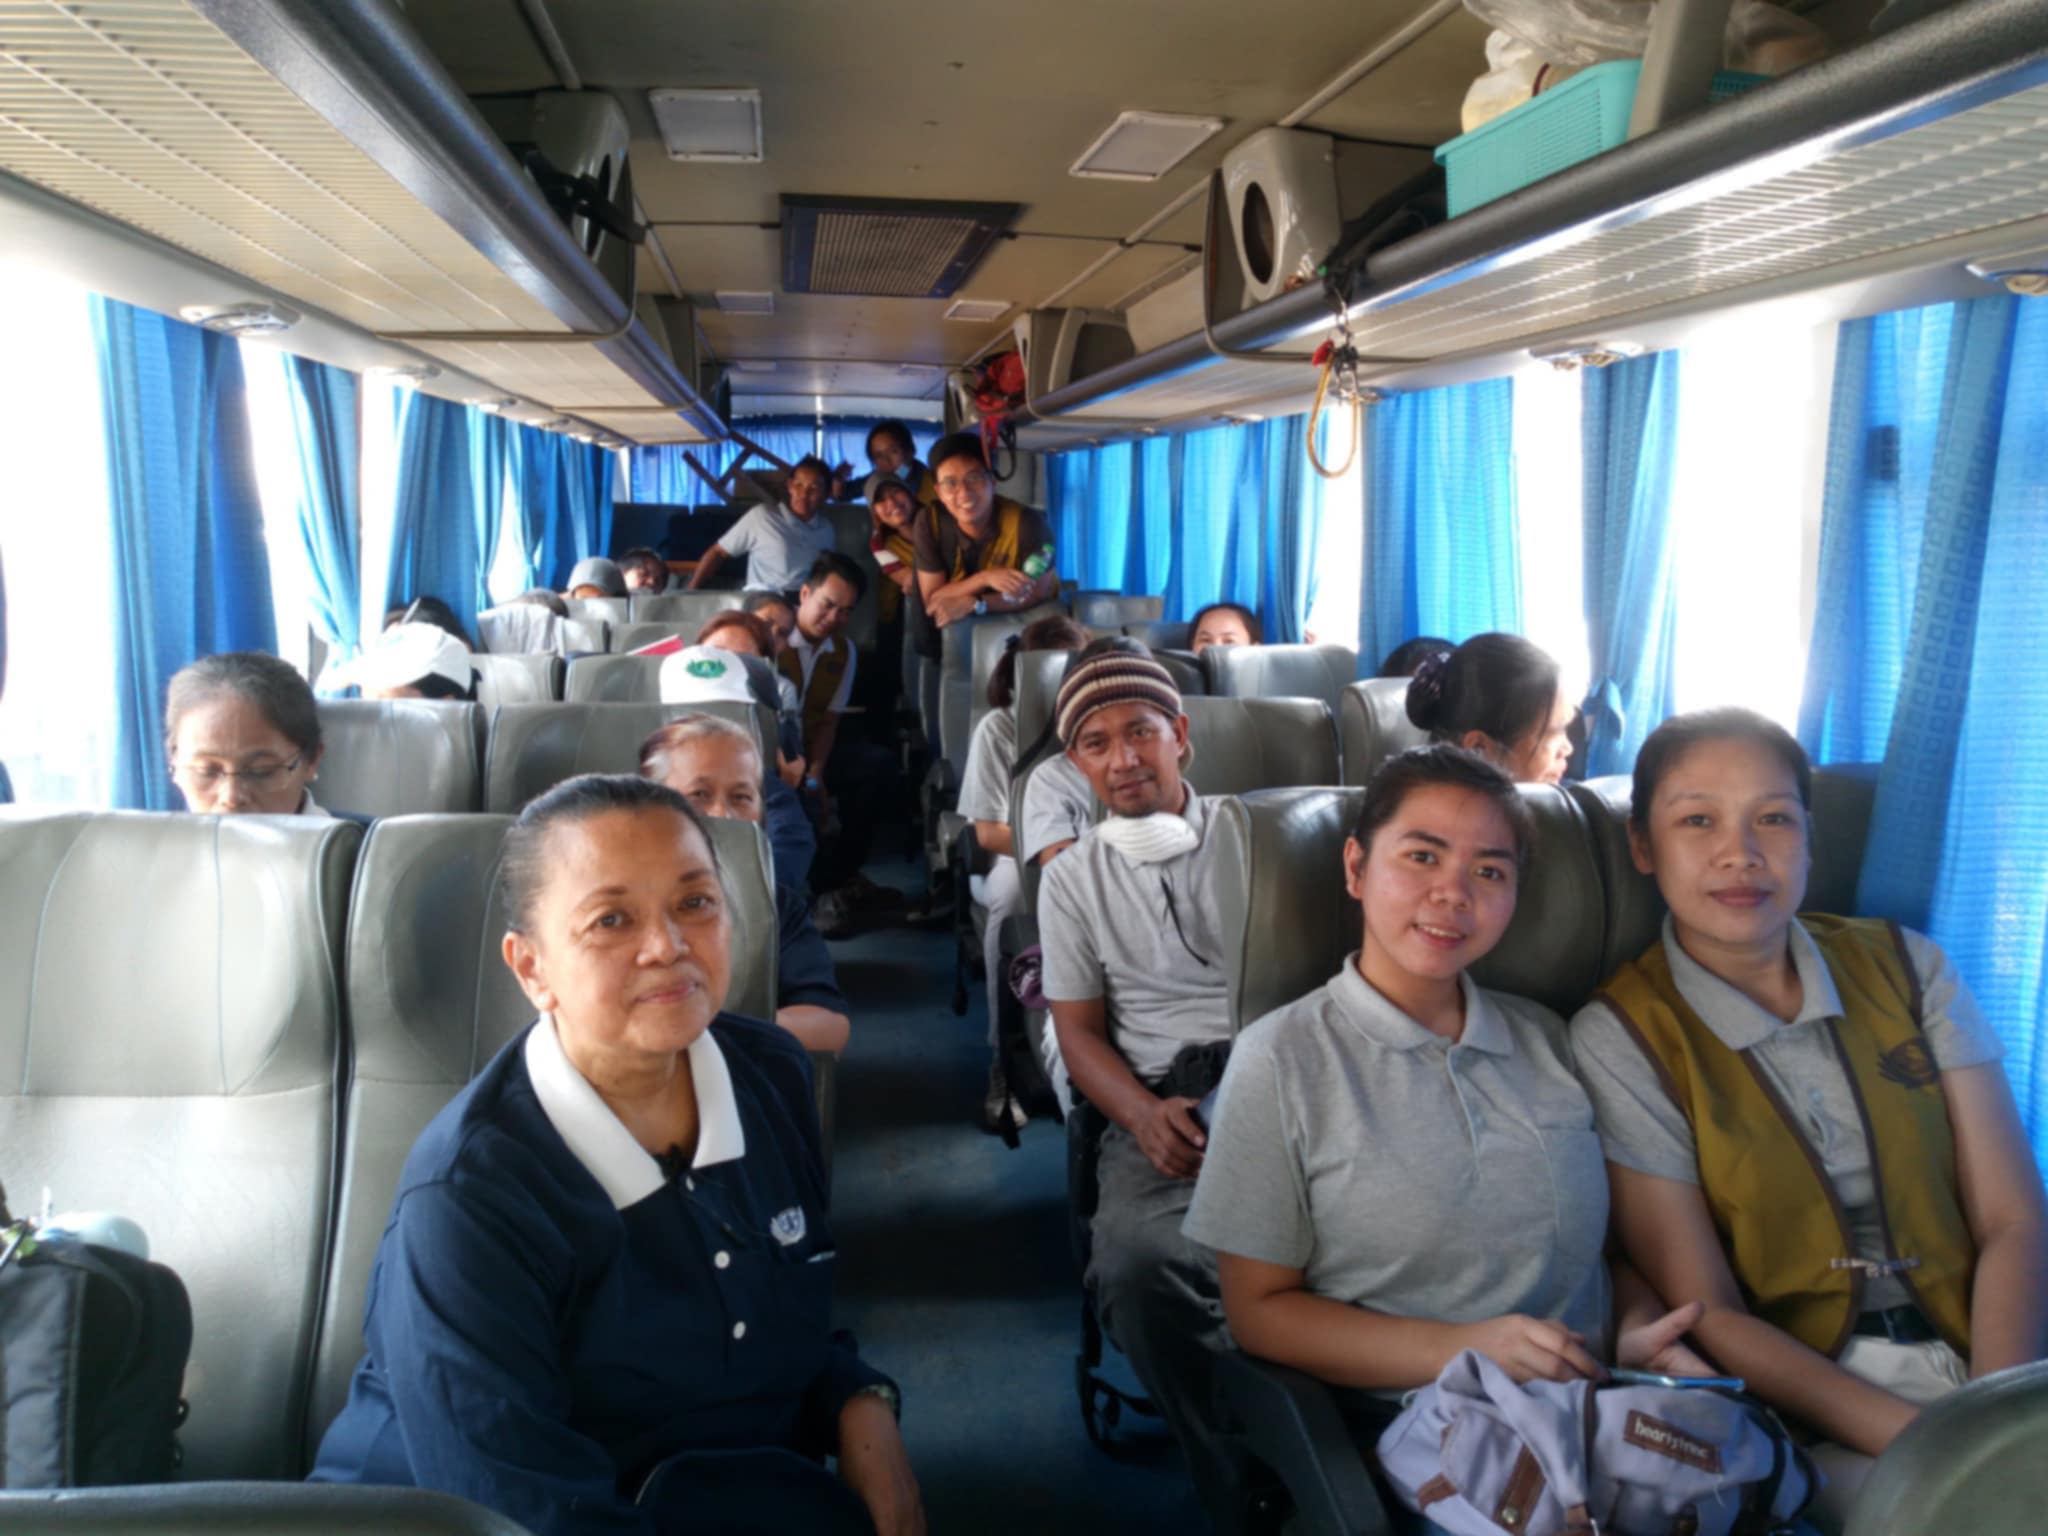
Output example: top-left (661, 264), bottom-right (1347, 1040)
top-left (639, 1446), bottom-right (875, 1534)
top-left (811, 739), bottom-right (899, 892)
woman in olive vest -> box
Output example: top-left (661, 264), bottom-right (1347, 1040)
top-left (1573, 708), bottom-right (2048, 1532)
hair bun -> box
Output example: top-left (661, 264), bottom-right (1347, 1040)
top-left (1405, 646), bottom-right (1455, 728)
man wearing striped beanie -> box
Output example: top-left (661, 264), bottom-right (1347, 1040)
top-left (1039, 637), bottom-right (1244, 1521)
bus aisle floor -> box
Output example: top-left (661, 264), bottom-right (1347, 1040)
top-left (828, 855), bottom-right (1199, 1533)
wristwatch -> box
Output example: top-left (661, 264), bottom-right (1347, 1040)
top-left (973, 596), bottom-right (989, 616)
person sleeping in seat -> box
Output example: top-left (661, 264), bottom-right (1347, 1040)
top-left (1183, 747), bottom-right (1709, 1525)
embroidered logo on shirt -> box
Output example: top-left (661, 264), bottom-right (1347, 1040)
top-left (685, 657), bottom-right (729, 680)
top-left (1622, 1411), bottom-right (1722, 1474)
top-left (1878, 1038), bottom-right (1940, 1091)
top-left (770, 1206), bottom-right (807, 1246)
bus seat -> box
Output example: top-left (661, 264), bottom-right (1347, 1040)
top-left (1573, 764), bottom-right (1880, 985)
top-left (611, 621), bottom-right (696, 653)
top-left (1071, 592), bottom-right (1164, 628)
top-left (1211, 783), bottom-right (1606, 1033)
top-left (1126, 620), bottom-right (1192, 650)
top-left (1204, 643), bottom-right (1357, 714)
top-left (1179, 696), bottom-right (1339, 798)
top-left (966, 612), bottom-right (1058, 753)
top-left (317, 700), bottom-right (482, 816)
top-left (1213, 1352), bottom-right (1397, 1536)
top-left (1156, 648), bottom-right (1206, 698)
top-left (564, 595), bottom-right (629, 627)
top-left (1845, 1359), bottom-right (2048, 1535)
top-left (1013, 649), bottom-right (1070, 766)
top-left (940, 604), bottom-right (1065, 779)
top-left (470, 653), bottom-right (562, 711)
top-left (482, 701), bottom-right (769, 816)
top-left (824, 503), bottom-right (883, 653)
top-left (0, 1482), bottom-right (537, 1533)
top-left (1339, 678), bottom-right (1427, 787)
top-left (627, 590), bottom-right (744, 628)
top-left (0, 810), bottom-right (360, 1479)
top-left (564, 654), bottom-right (664, 702)
top-left (311, 813), bottom-right (784, 1462)
top-left (557, 615), bottom-right (608, 655)
top-left (474, 604), bottom-right (559, 656)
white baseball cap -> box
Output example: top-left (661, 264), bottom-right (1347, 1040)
top-left (338, 622), bottom-right (474, 696)
top-left (658, 645), bottom-right (758, 705)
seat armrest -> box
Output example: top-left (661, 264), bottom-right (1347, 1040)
top-left (1215, 1352), bottom-right (1397, 1536)
top-left (0, 1483), bottom-right (536, 1534)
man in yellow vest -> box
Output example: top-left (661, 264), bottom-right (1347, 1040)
top-left (913, 433), bottom-right (1059, 635)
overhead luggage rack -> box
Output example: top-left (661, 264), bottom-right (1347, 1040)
top-left (1025, 0), bottom-right (2048, 435)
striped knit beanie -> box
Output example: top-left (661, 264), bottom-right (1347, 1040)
top-left (1055, 639), bottom-right (1183, 750)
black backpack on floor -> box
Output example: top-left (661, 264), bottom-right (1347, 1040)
top-left (0, 1185), bottom-right (193, 1487)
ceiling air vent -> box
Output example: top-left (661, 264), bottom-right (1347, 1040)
top-left (944, 298), bottom-right (1013, 323)
top-left (782, 195), bottom-right (1020, 299)
top-left (715, 291), bottom-right (776, 314)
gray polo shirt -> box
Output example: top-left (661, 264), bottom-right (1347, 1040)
top-left (1018, 753), bottom-right (1096, 863)
top-left (1185, 961), bottom-right (1611, 1362)
top-left (1039, 787), bottom-right (1234, 1082)
top-left (713, 501), bottom-right (836, 595)
top-left (957, 709), bottom-right (1015, 828)
top-left (1572, 916), bottom-right (2000, 1312)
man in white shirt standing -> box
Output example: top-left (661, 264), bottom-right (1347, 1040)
top-left (690, 455), bottom-right (838, 596)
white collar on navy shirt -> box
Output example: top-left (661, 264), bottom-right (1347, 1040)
top-left (524, 1014), bottom-right (748, 1209)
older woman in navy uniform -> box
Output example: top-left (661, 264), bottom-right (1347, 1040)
top-left (311, 775), bottom-right (922, 1535)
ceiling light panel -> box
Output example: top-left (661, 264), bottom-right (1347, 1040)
top-left (715, 290), bottom-right (776, 314)
top-left (1070, 111), bottom-right (1225, 181)
top-left (649, 89), bottom-right (764, 162)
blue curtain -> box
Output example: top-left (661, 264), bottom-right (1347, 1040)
top-left (1124, 435), bottom-right (1178, 600)
top-left (1048, 441), bottom-right (1136, 591)
top-left (1362, 379), bottom-right (1519, 669)
top-left (91, 297), bottom-right (276, 810)
top-left (1800, 307), bottom-right (1953, 763)
top-left (627, 415), bottom-right (820, 502)
top-left (1254, 416), bottom-right (1324, 645)
top-left (282, 356), bottom-right (361, 668)
top-left (1579, 352), bottom-right (1681, 777)
top-left (1846, 293), bottom-right (2048, 1159)
top-left (382, 393), bottom-right (509, 642)
top-left (508, 427), bottom-right (618, 591)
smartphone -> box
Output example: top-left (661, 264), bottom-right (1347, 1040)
top-left (1608, 1368), bottom-right (1747, 1391)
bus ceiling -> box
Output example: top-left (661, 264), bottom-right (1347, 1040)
top-left (0, 0), bottom-right (2043, 448)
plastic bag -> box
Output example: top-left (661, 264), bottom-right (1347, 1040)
top-left (1462, 30), bottom-right (1585, 133)
top-left (1462, 0), bottom-right (1829, 74)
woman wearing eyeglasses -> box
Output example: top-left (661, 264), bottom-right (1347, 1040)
top-left (312, 775), bottom-right (923, 1536)
top-left (910, 432), bottom-right (1059, 639)
top-left (165, 652), bottom-right (329, 816)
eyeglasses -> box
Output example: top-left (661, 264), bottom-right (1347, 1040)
top-left (936, 470), bottom-right (992, 495)
top-left (174, 752), bottom-right (305, 787)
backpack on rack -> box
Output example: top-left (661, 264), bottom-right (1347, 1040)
top-left (0, 1183), bottom-right (193, 1487)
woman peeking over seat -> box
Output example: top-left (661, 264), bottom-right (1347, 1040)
top-left (310, 775), bottom-right (921, 1536)
top-left (640, 715), bottom-right (850, 1055)
top-left (165, 651), bottom-right (327, 817)
top-left (1406, 632), bottom-right (1576, 785)
top-left (1572, 709), bottom-right (2048, 1533)
top-left (1184, 748), bottom-right (1706, 1415)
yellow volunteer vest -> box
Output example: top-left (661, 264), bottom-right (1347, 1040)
top-left (873, 526), bottom-right (916, 624)
top-left (1597, 915), bottom-right (1974, 1358)
top-left (777, 635), bottom-right (851, 738)
top-left (945, 498), bottom-right (1031, 581)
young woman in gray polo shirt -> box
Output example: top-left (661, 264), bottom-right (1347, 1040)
top-left (1572, 709), bottom-right (2047, 1532)
top-left (1184, 747), bottom-right (1706, 1410)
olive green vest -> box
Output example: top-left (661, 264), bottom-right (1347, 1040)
top-left (777, 634), bottom-right (851, 738)
top-left (1598, 915), bottom-right (1973, 1358)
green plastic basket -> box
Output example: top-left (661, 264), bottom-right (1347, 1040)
top-left (1436, 59), bottom-right (1766, 218)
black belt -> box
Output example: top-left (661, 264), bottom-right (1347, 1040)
top-left (1852, 1305), bottom-right (1939, 1343)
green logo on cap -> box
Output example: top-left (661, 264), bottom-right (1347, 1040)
top-left (685, 657), bottom-right (728, 679)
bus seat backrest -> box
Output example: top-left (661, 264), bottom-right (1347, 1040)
top-left (316, 700), bottom-right (482, 816)
top-left (565, 595), bottom-right (629, 627)
top-left (1181, 697), bottom-right (1339, 796)
top-left (611, 622), bottom-right (695, 653)
top-left (1204, 643), bottom-right (1357, 712)
top-left (941, 604), bottom-right (1065, 775)
top-left (1156, 648), bottom-right (1207, 698)
top-left (967, 611), bottom-right (1072, 753)
top-left (0, 810), bottom-right (360, 1479)
top-left (1013, 649), bottom-right (1071, 765)
top-left (313, 812), bottom-right (778, 1462)
top-left (470, 653), bottom-right (562, 711)
top-left (628, 591), bottom-right (744, 629)
top-left (1340, 678), bottom-right (1428, 787)
top-left (1211, 783), bottom-right (1608, 1032)
top-left (564, 654), bottom-right (663, 703)
top-left (823, 503), bottom-right (883, 652)
top-left (1842, 1359), bottom-right (2048, 1535)
top-left (1127, 620), bottom-right (1192, 650)
top-left (1573, 765), bottom-right (1880, 986)
top-left (557, 615), bottom-right (608, 654)
top-left (482, 701), bottom-right (768, 816)
top-left (1072, 592), bottom-right (1164, 628)
top-left (475, 604), bottom-right (559, 655)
